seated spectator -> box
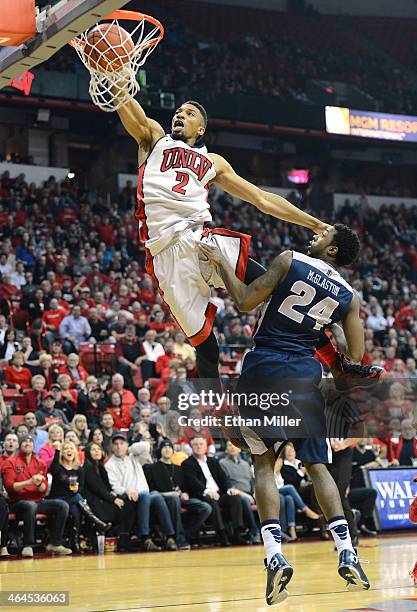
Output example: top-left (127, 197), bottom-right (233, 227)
top-left (0, 328), bottom-right (21, 362)
top-left (56, 374), bottom-right (78, 407)
top-left (140, 329), bottom-right (165, 380)
top-left (39, 424), bottom-right (65, 469)
top-left (21, 375), bottom-right (48, 414)
top-left (84, 443), bottom-right (134, 550)
top-left (50, 340), bottom-right (67, 374)
top-left (155, 338), bottom-right (175, 375)
top-left (49, 382), bottom-right (75, 422)
top-left (280, 444), bottom-right (316, 509)
top-left (130, 387), bottom-right (156, 422)
top-left (274, 456), bottom-right (320, 541)
top-left (29, 319), bottom-right (49, 355)
top-left (105, 433), bottom-right (177, 551)
top-left (35, 393), bottom-right (68, 429)
top-left (145, 440), bottom-right (212, 547)
top-left (2, 435), bottom-right (72, 557)
top-left (64, 430), bottom-right (85, 465)
top-left (49, 443), bottom-right (108, 552)
top-left (70, 414), bottom-right (89, 449)
top-left (115, 323), bottom-right (144, 385)
top-left (182, 407), bottom-right (216, 456)
top-left (87, 428), bottom-right (106, 454)
top-left (350, 438), bottom-right (380, 535)
top-left (77, 385), bottom-right (107, 428)
top-left (173, 331), bottom-right (195, 362)
top-left (378, 382), bottom-right (414, 424)
top-left (182, 437), bottom-right (247, 546)
top-left (4, 351), bottom-right (32, 390)
top-left (37, 354), bottom-right (54, 388)
top-left (0, 432), bottom-right (19, 469)
top-left (23, 412), bottom-right (48, 456)
top-left (220, 441), bottom-right (261, 543)
top-left (100, 412), bottom-right (119, 455)
top-left (59, 304), bottom-right (92, 353)
top-left (107, 391), bottom-right (133, 430)
top-left (167, 366), bottom-right (197, 411)
top-left (389, 419), bottom-right (417, 466)
top-left (107, 374), bottom-right (136, 414)
top-left (151, 396), bottom-right (179, 431)
top-left (60, 353), bottom-right (88, 386)
top-left (87, 308), bottom-right (109, 343)
top-left (42, 298), bottom-right (67, 344)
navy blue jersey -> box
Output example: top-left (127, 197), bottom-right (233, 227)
top-left (253, 251), bottom-right (354, 356)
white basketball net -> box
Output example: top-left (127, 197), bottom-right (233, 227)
top-left (71, 17), bottom-right (163, 112)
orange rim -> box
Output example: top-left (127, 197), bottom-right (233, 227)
top-left (68, 10), bottom-right (164, 49)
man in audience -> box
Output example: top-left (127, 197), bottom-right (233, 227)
top-left (23, 413), bottom-right (48, 456)
top-left (182, 437), bottom-right (247, 546)
top-left (107, 374), bottom-right (136, 413)
top-left (0, 432), bottom-right (19, 469)
top-left (173, 331), bottom-right (195, 362)
top-left (220, 441), bottom-right (260, 543)
top-left (145, 439), bottom-right (212, 547)
top-left (2, 435), bottom-right (72, 557)
top-left (35, 393), bottom-right (68, 429)
top-left (116, 323), bottom-right (145, 384)
top-left (105, 433), bottom-right (177, 551)
top-left (350, 438), bottom-right (380, 536)
top-left (59, 304), bottom-right (92, 352)
top-left (151, 397), bottom-right (179, 431)
top-left (141, 329), bottom-right (165, 380)
top-left (167, 366), bottom-right (197, 411)
top-left (389, 419), bottom-right (417, 466)
top-left (131, 387), bottom-right (155, 422)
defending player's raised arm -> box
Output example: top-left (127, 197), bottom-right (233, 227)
top-left (340, 292), bottom-right (365, 363)
top-left (117, 98), bottom-right (165, 148)
top-left (210, 154), bottom-right (328, 234)
top-left (198, 243), bottom-right (292, 312)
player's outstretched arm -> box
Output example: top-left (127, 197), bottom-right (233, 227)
top-left (210, 154), bottom-right (328, 234)
top-left (341, 292), bottom-right (365, 363)
top-left (198, 243), bottom-right (292, 311)
top-left (117, 97), bottom-right (165, 147)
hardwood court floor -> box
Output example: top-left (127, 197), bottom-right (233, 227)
top-left (0, 535), bottom-right (416, 612)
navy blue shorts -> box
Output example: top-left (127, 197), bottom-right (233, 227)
top-left (232, 348), bottom-right (330, 463)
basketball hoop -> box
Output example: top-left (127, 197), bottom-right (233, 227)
top-left (69, 10), bottom-right (164, 112)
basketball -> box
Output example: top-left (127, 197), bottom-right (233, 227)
top-left (83, 23), bottom-right (134, 73)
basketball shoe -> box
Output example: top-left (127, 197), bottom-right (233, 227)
top-left (264, 553), bottom-right (294, 606)
top-left (332, 353), bottom-right (386, 393)
top-left (409, 561), bottom-right (417, 587)
top-left (338, 549), bottom-right (370, 590)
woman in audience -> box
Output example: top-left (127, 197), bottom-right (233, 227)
top-left (49, 442), bottom-right (109, 552)
top-left (84, 443), bottom-right (134, 551)
top-left (274, 455), bottom-right (320, 541)
top-left (107, 391), bottom-right (132, 429)
top-left (0, 328), bottom-right (21, 362)
top-left (4, 350), bottom-right (32, 390)
top-left (88, 427), bottom-right (106, 453)
top-left (56, 373), bottom-right (78, 407)
top-left (280, 444), bottom-right (316, 511)
top-left (65, 430), bottom-right (85, 465)
top-left (38, 354), bottom-right (54, 388)
top-left (71, 414), bottom-right (90, 448)
top-left (39, 424), bottom-right (64, 468)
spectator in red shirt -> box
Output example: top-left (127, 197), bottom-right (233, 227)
top-left (42, 298), bottom-right (66, 344)
top-left (59, 353), bottom-right (88, 386)
top-left (38, 354), bottom-right (54, 388)
top-left (56, 374), bottom-right (78, 406)
top-left (0, 273), bottom-right (19, 301)
top-left (155, 338), bottom-right (175, 375)
top-left (107, 391), bottom-right (133, 430)
top-left (394, 301), bottom-right (417, 331)
top-left (4, 351), bottom-right (32, 390)
top-left (107, 373), bottom-right (136, 414)
top-left (2, 435), bottom-right (72, 557)
top-left (51, 340), bottom-right (67, 376)
top-left (21, 374), bottom-right (48, 414)
top-left (0, 432), bottom-right (19, 471)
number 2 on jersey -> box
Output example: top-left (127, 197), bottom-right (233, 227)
top-left (172, 171), bottom-right (189, 195)
top-left (278, 280), bottom-right (339, 330)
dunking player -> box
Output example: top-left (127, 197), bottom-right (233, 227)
top-left (199, 225), bottom-right (370, 605)
top-left (117, 99), bottom-right (372, 387)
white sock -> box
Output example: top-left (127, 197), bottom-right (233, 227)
top-left (261, 520), bottom-right (282, 564)
top-left (328, 516), bottom-right (354, 554)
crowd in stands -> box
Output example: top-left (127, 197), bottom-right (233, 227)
top-left (39, 0), bottom-right (417, 116)
top-left (0, 169), bottom-right (416, 556)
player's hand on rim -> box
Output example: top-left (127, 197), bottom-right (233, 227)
top-left (198, 242), bottom-right (225, 267)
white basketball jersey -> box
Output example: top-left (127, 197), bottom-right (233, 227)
top-left (135, 135), bottom-right (216, 256)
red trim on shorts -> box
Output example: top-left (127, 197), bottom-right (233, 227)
top-left (135, 161), bottom-right (148, 243)
top-left (202, 227), bottom-right (251, 281)
top-left (188, 301), bottom-right (218, 347)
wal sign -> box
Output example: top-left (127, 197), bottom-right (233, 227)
top-left (367, 468), bottom-right (417, 530)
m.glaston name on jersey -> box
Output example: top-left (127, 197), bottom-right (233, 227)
top-left (160, 147), bottom-right (213, 181)
top-left (307, 269), bottom-right (340, 296)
